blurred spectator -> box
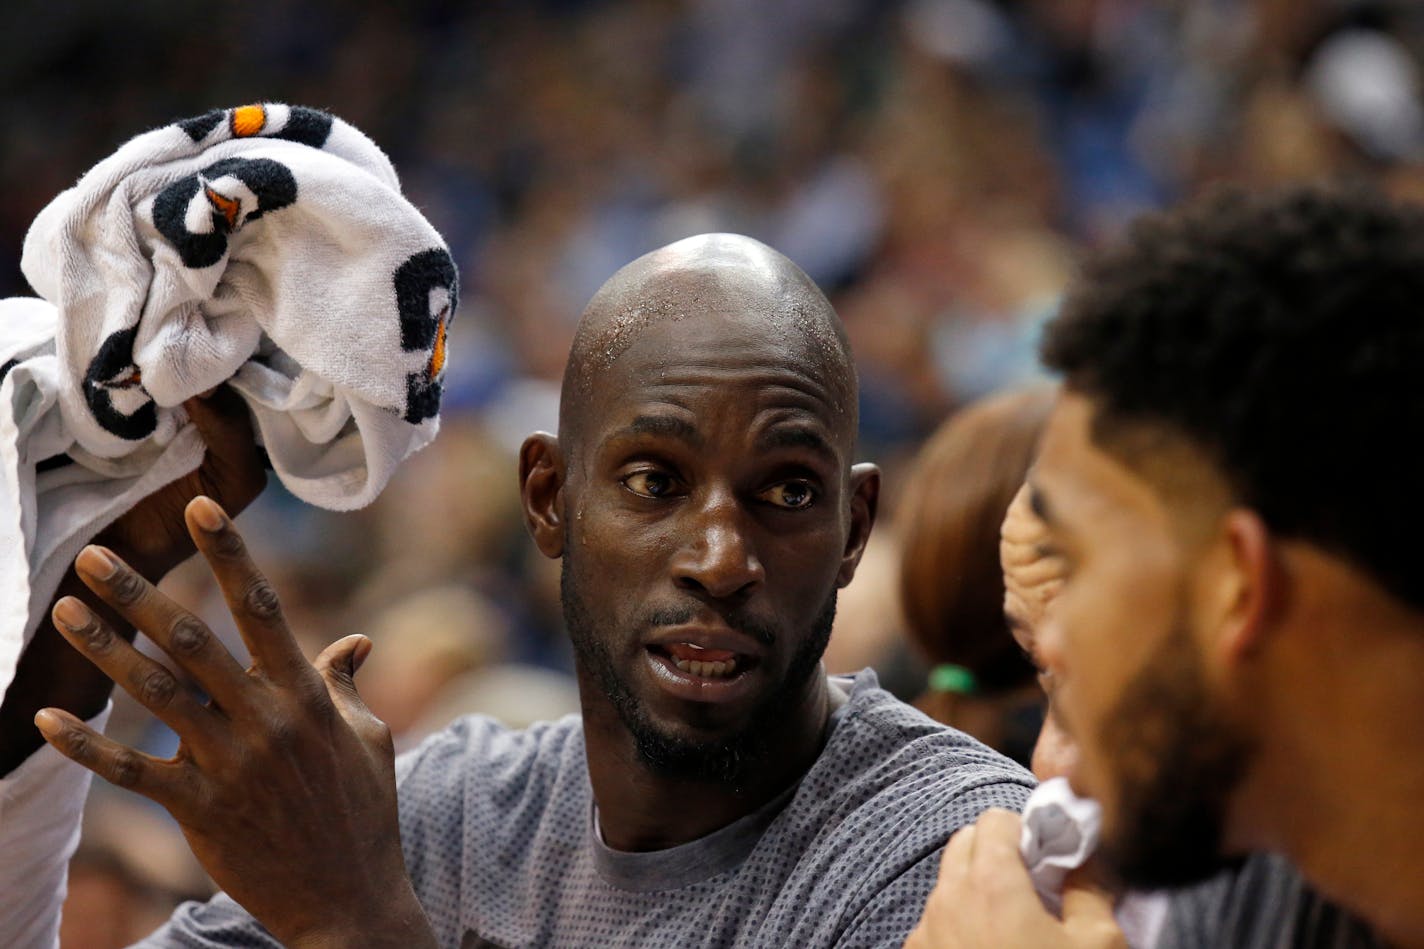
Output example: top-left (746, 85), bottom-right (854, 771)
top-left (59, 795), bottom-right (214, 949)
top-left (357, 584), bottom-right (579, 750)
top-left (895, 386), bottom-right (1055, 765)
top-left (358, 585), bottom-right (511, 744)
top-left (13, 0), bottom-right (1424, 436)
top-left (59, 848), bottom-right (164, 949)
top-left (998, 483), bottom-right (1077, 782)
top-left (822, 524), bottom-right (905, 681)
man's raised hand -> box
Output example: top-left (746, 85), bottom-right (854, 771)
top-left (36, 496), bottom-right (436, 949)
top-left (902, 809), bottom-right (1126, 949)
top-left (0, 388), bottom-right (268, 774)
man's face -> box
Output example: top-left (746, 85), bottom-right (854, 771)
top-left (1029, 392), bottom-right (1251, 888)
top-left (559, 311), bottom-right (871, 783)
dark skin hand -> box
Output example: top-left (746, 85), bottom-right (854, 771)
top-left (35, 497), bottom-right (436, 949)
top-left (0, 387), bottom-right (267, 775)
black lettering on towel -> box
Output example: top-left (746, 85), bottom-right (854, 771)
top-left (394, 248), bottom-right (459, 424)
top-left (152, 157), bottom-right (298, 270)
top-left (178, 105), bottom-right (333, 149)
top-left (83, 326), bottom-right (156, 441)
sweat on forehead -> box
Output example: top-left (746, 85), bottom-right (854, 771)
top-left (559, 234), bottom-right (856, 437)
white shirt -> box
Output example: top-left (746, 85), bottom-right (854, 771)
top-left (0, 705), bottom-right (110, 949)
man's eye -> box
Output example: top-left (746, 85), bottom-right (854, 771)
top-left (760, 481), bottom-right (816, 510)
top-left (623, 471), bottom-right (678, 498)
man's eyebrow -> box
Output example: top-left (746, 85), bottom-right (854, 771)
top-left (754, 426), bottom-right (836, 458)
top-left (616, 414), bottom-right (703, 446)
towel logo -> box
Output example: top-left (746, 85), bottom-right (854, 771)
top-left (394, 248), bottom-right (458, 424)
top-left (83, 326), bottom-right (156, 440)
top-left (152, 157), bottom-right (298, 269)
top-left (178, 104), bottom-right (334, 149)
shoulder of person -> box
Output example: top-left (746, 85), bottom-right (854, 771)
top-left (744, 677), bottom-right (1033, 946)
top-left (821, 669), bottom-right (1036, 800)
top-left (777, 671), bottom-right (1034, 865)
top-left (1158, 853), bottom-right (1384, 949)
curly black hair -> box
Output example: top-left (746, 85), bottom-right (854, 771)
top-left (1042, 182), bottom-right (1424, 611)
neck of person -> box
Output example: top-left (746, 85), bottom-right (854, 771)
top-left (579, 667), bottom-right (842, 852)
top-left (1230, 565), bottom-right (1424, 948)
top-left (1279, 720), bottom-right (1424, 949)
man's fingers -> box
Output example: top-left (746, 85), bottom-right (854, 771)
top-left (972, 808), bottom-right (1026, 858)
top-left (313, 635), bottom-right (374, 713)
top-left (938, 822), bottom-right (976, 884)
top-left (185, 497), bottom-right (314, 684)
top-left (964, 808), bottom-right (1055, 916)
top-left (183, 388), bottom-right (267, 520)
top-left (185, 386), bottom-right (252, 449)
top-left (72, 546), bottom-right (253, 710)
top-left (51, 596), bottom-right (223, 744)
top-left (34, 708), bottom-right (187, 806)
top-left (1060, 870), bottom-right (1124, 933)
top-left (313, 634), bottom-right (394, 756)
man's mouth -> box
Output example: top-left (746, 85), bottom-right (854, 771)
top-left (657, 642), bottom-right (743, 679)
top-left (642, 639), bottom-right (762, 703)
top-left (641, 623), bottom-right (767, 702)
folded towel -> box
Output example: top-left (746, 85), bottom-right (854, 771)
top-left (0, 103), bottom-right (458, 706)
top-left (1019, 777), bottom-right (1168, 948)
top-left (1020, 776), bottom-right (1104, 915)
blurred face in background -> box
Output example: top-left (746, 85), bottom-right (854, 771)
top-left (1027, 393), bottom-right (1251, 890)
top-left (999, 484), bottom-right (1074, 780)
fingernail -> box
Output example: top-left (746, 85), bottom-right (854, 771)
top-left (76, 546), bottom-right (118, 580)
top-left (351, 636), bottom-right (373, 674)
top-left (53, 597), bottom-right (91, 631)
top-left (34, 709), bottom-right (61, 739)
top-left (191, 496), bottom-right (224, 532)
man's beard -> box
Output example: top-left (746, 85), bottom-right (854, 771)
top-left (561, 556), bottom-right (837, 786)
top-left (1097, 611), bottom-right (1253, 889)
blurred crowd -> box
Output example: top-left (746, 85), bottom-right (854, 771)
top-left (4, 0), bottom-right (1423, 944)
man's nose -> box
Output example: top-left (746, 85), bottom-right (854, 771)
top-left (672, 489), bottom-right (765, 601)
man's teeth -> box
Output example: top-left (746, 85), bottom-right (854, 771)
top-left (673, 657), bottom-right (738, 678)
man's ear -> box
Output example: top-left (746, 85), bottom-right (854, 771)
top-left (519, 432), bottom-right (565, 559)
top-left (1207, 508), bottom-right (1279, 666)
top-left (837, 463), bottom-right (881, 588)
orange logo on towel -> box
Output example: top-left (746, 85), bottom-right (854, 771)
top-left (179, 104), bottom-right (332, 148)
top-left (429, 312), bottom-right (449, 380)
top-left (230, 105), bottom-right (267, 137)
top-left (204, 186), bottom-right (242, 231)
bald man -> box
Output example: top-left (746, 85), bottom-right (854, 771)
top-left (0, 235), bottom-right (1032, 947)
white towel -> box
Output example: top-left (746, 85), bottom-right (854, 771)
top-left (0, 103), bottom-right (458, 706)
top-left (1020, 776), bottom-right (1105, 914)
top-left (1019, 777), bottom-right (1169, 948)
